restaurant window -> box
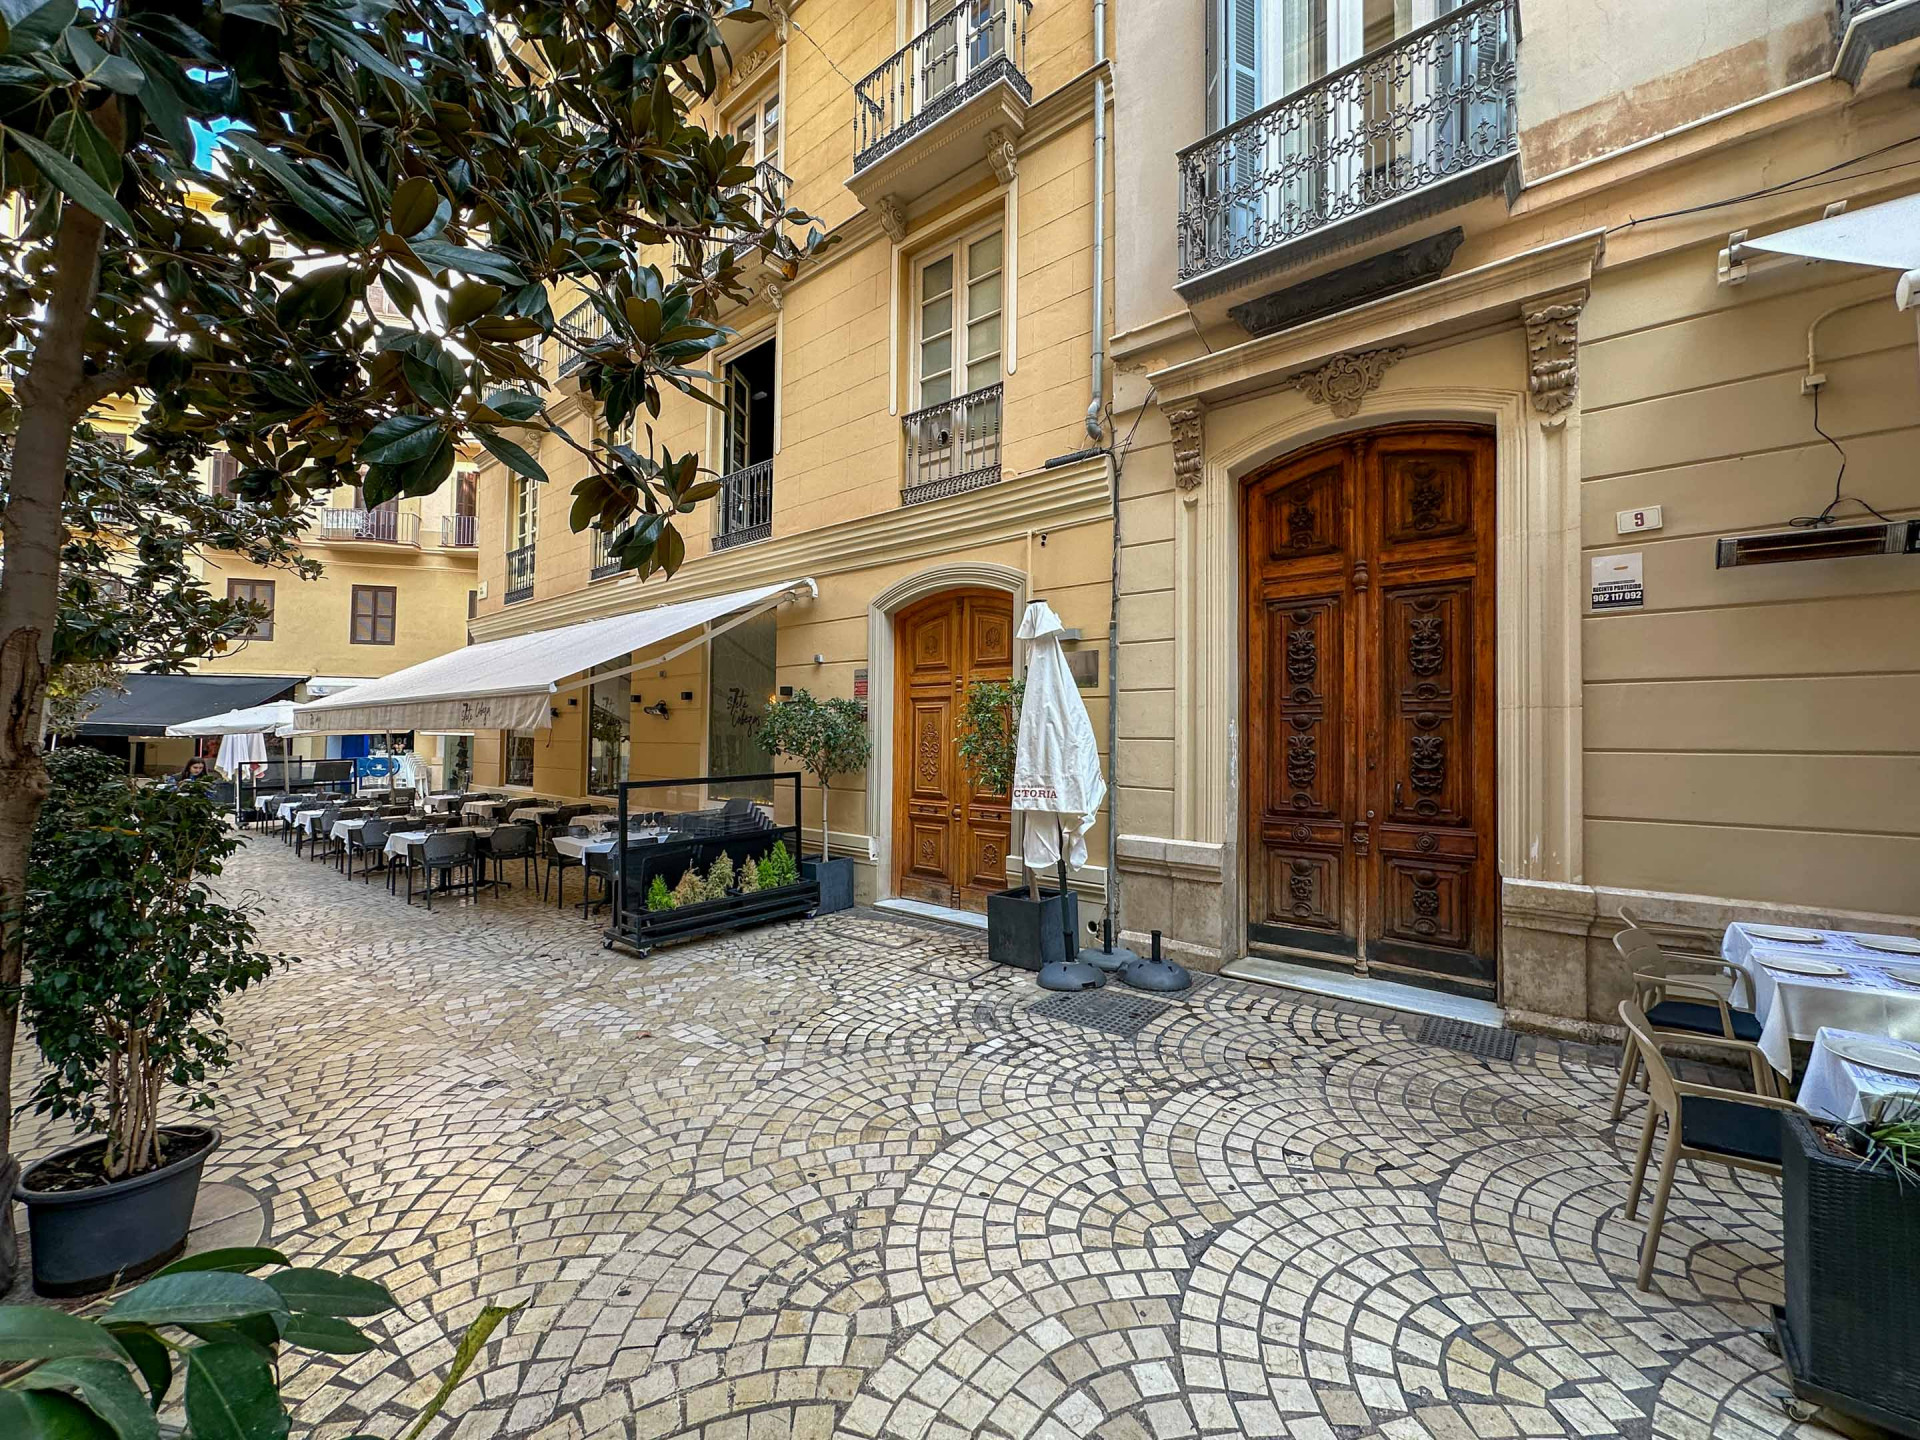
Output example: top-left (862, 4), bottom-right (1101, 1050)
top-left (350, 584), bottom-right (397, 645)
top-left (587, 658), bottom-right (632, 797)
top-left (506, 730), bottom-right (535, 786)
top-left (226, 579), bottom-right (275, 641)
top-left (708, 610), bottom-right (777, 801)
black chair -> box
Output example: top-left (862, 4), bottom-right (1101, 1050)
top-left (377, 804), bottom-right (412, 818)
top-left (543, 826), bottom-right (595, 908)
top-left (348, 819), bottom-right (390, 883)
top-left (411, 831), bottom-right (476, 909)
top-left (482, 822), bottom-right (536, 894)
top-left (582, 845), bottom-right (617, 915)
top-left (302, 803), bottom-right (343, 860)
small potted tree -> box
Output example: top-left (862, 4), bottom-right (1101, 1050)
top-left (15, 750), bottom-right (288, 1295)
top-left (754, 690), bottom-right (870, 913)
top-left (956, 679), bottom-right (1076, 970)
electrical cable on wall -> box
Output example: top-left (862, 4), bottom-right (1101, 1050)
top-left (1606, 135), bottom-right (1920, 236)
top-left (1790, 385), bottom-right (1895, 529)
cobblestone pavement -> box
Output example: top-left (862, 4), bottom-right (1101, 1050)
top-left (16, 836), bottom-right (1833, 1440)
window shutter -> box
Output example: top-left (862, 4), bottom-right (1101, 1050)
top-left (1226, 0), bottom-right (1259, 122)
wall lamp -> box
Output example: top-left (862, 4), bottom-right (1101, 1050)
top-left (642, 700), bottom-right (670, 718)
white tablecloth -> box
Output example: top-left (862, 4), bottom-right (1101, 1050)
top-left (383, 827), bottom-right (481, 861)
top-left (1723, 923), bottom-right (1920, 1074)
top-left (551, 835), bottom-right (617, 862)
top-left (1799, 1028), bottom-right (1920, 1125)
top-left (512, 807), bottom-right (558, 824)
top-left (424, 793), bottom-right (464, 813)
top-left (460, 800), bottom-right (503, 821)
top-left (329, 819), bottom-right (370, 842)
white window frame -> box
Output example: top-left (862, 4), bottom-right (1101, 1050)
top-left (509, 472), bottom-right (539, 553)
top-left (910, 220), bottom-right (1005, 412)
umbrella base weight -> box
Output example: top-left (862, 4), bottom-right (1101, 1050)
top-left (987, 887), bottom-right (1080, 972)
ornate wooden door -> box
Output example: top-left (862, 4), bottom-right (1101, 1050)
top-left (893, 589), bottom-right (1015, 911)
top-left (1243, 425), bottom-right (1497, 995)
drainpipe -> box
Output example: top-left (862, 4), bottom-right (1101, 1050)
top-left (1084, 0), bottom-right (1108, 443)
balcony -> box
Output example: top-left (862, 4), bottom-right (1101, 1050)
top-left (1175, 0), bottom-right (1519, 299)
top-left (314, 507), bottom-right (420, 547)
top-left (442, 514), bottom-right (477, 548)
top-left (712, 460), bottom-right (774, 551)
top-left (589, 526), bottom-right (622, 582)
top-left (557, 301), bottom-right (614, 378)
top-left (504, 543), bottom-right (535, 604)
top-left (847, 0), bottom-right (1032, 211)
top-left (1835, 0), bottom-right (1920, 84)
top-left (900, 383), bottom-right (1002, 506)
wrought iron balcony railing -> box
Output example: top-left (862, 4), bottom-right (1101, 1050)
top-left (441, 514), bottom-right (477, 548)
top-left (712, 459), bottom-right (774, 551)
top-left (316, 506), bottom-right (420, 546)
top-left (901, 383), bottom-right (1002, 506)
top-left (589, 525), bottom-right (622, 581)
top-left (853, 0), bottom-right (1032, 172)
top-left (744, 160), bottom-right (790, 224)
top-left (557, 300), bottom-right (614, 377)
top-left (504, 543), bottom-right (536, 603)
top-left (1176, 0), bottom-right (1519, 286)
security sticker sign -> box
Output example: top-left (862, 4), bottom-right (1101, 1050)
top-left (1591, 551), bottom-right (1644, 612)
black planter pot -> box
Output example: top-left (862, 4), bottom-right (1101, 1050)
top-left (987, 887), bottom-right (1080, 972)
top-left (1776, 1112), bottom-right (1920, 1438)
top-left (17, 1126), bottom-right (219, 1297)
top-left (804, 857), bottom-right (856, 914)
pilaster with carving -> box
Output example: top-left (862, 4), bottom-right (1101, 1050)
top-left (1523, 290), bottom-right (1586, 427)
top-left (1165, 401), bottom-right (1204, 501)
top-left (1280, 346), bottom-right (1405, 418)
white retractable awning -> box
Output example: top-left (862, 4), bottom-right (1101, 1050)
top-left (167, 700), bottom-right (299, 738)
top-left (1742, 192), bottom-right (1920, 309)
top-left (292, 577), bottom-right (816, 735)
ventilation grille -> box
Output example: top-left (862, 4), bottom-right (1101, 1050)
top-left (1416, 1015), bottom-right (1519, 1062)
top-left (1028, 991), bottom-right (1173, 1038)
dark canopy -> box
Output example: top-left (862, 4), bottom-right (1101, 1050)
top-left (73, 674), bottom-right (305, 739)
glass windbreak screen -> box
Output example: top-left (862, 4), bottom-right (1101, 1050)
top-left (588, 659), bottom-right (632, 797)
top-left (506, 731), bottom-right (535, 786)
top-left (708, 611), bottom-right (777, 801)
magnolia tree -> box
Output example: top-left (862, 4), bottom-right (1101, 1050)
top-left (0, 0), bottom-right (825, 1284)
top-left (754, 690), bottom-right (870, 863)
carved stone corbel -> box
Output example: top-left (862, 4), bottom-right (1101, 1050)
top-left (1523, 290), bottom-right (1586, 426)
top-left (764, 279), bottom-right (785, 311)
top-left (984, 127), bottom-right (1017, 185)
top-left (767, 0), bottom-right (792, 40)
top-left (1166, 401), bottom-right (1205, 500)
top-left (877, 195), bottom-right (908, 245)
top-left (1281, 347), bottom-right (1404, 419)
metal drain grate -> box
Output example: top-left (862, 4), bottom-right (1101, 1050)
top-left (1028, 990), bottom-right (1173, 1037)
top-left (1417, 1015), bottom-right (1520, 1062)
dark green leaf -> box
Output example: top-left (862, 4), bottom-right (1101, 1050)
top-left (358, 414), bottom-right (444, 466)
top-left (183, 1342), bottom-right (286, 1440)
top-left (103, 1272), bottom-right (291, 1330)
top-left (222, 133), bottom-right (355, 244)
top-left (474, 427), bottom-right (546, 483)
top-left (387, 176), bottom-right (438, 238)
top-left (62, 29), bottom-right (142, 92)
top-left (119, 36), bottom-right (190, 157)
top-left (0, 0), bottom-right (77, 56)
top-left (399, 1304), bottom-right (519, 1440)
top-left (0, 1389), bottom-right (116, 1440)
top-left (154, 1247), bottom-right (291, 1277)
top-left (446, 279), bottom-right (501, 329)
top-left (105, 1328), bottom-right (170, 1410)
top-left (0, 1306), bottom-right (135, 1365)
top-left (46, 107), bottom-right (121, 194)
top-left (217, 0), bottom-right (282, 30)
top-left (316, 91), bottom-right (388, 214)
top-left (481, 389), bottom-right (541, 422)
top-left (6, 127), bottom-right (133, 233)
top-left (263, 1269), bottom-right (395, 1319)
top-left (279, 1313), bottom-right (377, 1354)
top-left (408, 237), bottom-right (525, 287)
top-left (181, 1313), bottom-right (282, 1357)
top-left (16, 1359), bottom-right (160, 1440)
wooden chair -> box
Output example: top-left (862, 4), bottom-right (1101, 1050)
top-left (1617, 1000), bottom-right (1803, 1291)
top-left (1609, 920), bottom-right (1774, 1121)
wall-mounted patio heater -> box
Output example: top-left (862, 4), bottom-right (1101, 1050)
top-left (1716, 518), bottom-right (1920, 568)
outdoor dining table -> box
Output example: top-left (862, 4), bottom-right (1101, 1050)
top-left (1797, 1027), bottom-right (1920, 1125)
top-left (1721, 922), bottom-right (1920, 1075)
top-left (460, 799), bottom-right (505, 821)
top-left (329, 817), bottom-right (370, 843)
top-left (422, 793), bottom-right (465, 812)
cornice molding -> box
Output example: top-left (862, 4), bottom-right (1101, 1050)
top-left (470, 457), bottom-right (1110, 641)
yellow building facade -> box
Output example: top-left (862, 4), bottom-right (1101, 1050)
top-left (465, 0), bottom-right (1118, 914)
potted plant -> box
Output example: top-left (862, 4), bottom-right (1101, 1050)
top-left (956, 679), bottom-right (1078, 970)
top-left (1775, 1103), bottom-right (1920, 1434)
top-left (15, 754), bottom-right (289, 1296)
top-left (754, 690), bottom-right (870, 914)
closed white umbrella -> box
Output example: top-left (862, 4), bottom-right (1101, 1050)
top-left (1012, 599), bottom-right (1106, 876)
top-left (216, 729), bottom-right (267, 774)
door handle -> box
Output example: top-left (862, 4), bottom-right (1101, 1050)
top-left (1394, 780), bottom-right (1403, 809)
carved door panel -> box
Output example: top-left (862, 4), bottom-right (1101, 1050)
top-left (893, 588), bottom-right (1014, 910)
top-left (1244, 426), bottom-right (1497, 995)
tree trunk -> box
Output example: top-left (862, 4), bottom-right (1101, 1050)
top-left (0, 197), bottom-right (108, 1284)
top-left (818, 779), bottom-right (829, 864)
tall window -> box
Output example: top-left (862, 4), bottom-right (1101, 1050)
top-left (208, 452), bottom-right (241, 498)
top-left (226, 579), bottom-right (275, 641)
top-left (916, 228), bottom-right (1003, 408)
top-left (586, 659), bottom-right (631, 797)
top-left (708, 611), bottom-right (777, 801)
top-left (511, 473), bottom-right (538, 551)
top-left (732, 90), bottom-right (780, 174)
top-left (506, 730), bottom-right (535, 786)
top-left (350, 585), bottom-right (396, 645)
top-left (455, 467), bottom-right (477, 518)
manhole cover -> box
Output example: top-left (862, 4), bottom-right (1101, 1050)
top-left (1416, 1015), bottom-right (1519, 1062)
top-left (1028, 990), bottom-right (1172, 1037)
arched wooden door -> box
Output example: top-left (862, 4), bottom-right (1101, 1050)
top-left (893, 588), bottom-right (1015, 911)
top-left (1242, 424), bottom-right (1498, 996)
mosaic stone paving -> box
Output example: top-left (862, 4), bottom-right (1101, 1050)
top-left (13, 837), bottom-right (1840, 1439)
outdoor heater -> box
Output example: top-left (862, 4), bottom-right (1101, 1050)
top-left (1715, 517), bottom-right (1919, 568)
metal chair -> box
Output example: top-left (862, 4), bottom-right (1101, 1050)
top-left (1609, 922), bottom-right (1773, 1121)
top-left (482, 822), bottom-right (536, 894)
top-left (411, 830), bottom-right (477, 910)
top-left (543, 826), bottom-right (593, 909)
top-left (302, 803), bottom-right (343, 860)
top-left (348, 819), bottom-right (390, 883)
top-left (582, 844), bottom-right (617, 916)
top-left (1618, 1000), bottom-right (1803, 1291)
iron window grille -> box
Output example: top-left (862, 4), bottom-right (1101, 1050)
top-left (441, 514), bottom-right (477, 548)
top-left (712, 459), bottom-right (775, 551)
top-left (901, 382), bottom-right (1002, 506)
top-left (590, 525), bottom-right (623, 581)
top-left (504, 542), bottom-right (536, 604)
top-left (1176, 0), bottom-right (1519, 283)
top-left (317, 506), bottom-right (420, 546)
top-left (557, 300), bottom-right (615, 377)
top-left (853, 0), bottom-right (1033, 173)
